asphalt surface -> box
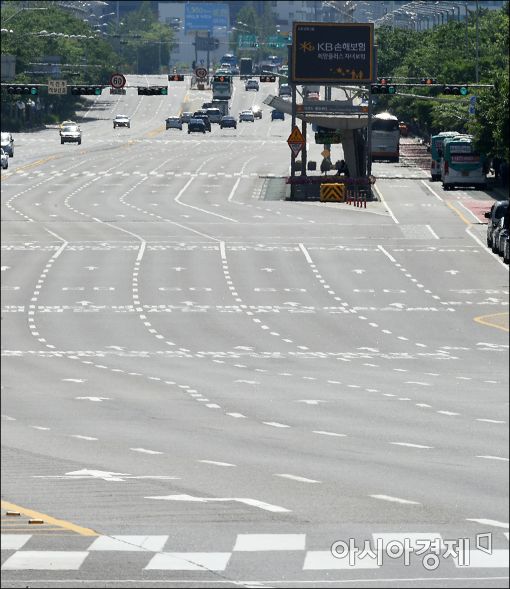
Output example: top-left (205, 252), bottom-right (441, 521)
top-left (1, 75), bottom-right (509, 588)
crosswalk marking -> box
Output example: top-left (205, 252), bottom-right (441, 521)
top-left (233, 534), bottom-right (306, 551)
top-left (88, 535), bottom-right (168, 551)
top-left (144, 552), bottom-right (231, 571)
top-left (2, 551), bottom-right (88, 570)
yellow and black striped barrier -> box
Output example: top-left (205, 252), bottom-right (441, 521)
top-left (320, 183), bottom-right (345, 202)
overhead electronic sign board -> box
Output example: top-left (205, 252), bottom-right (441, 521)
top-left (291, 22), bottom-right (374, 84)
top-left (185, 2), bottom-right (228, 33)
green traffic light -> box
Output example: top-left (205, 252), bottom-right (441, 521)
top-left (94, 88), bottom-right (102, 95)
top-left (459, 86), bottom-right (468, 96)
top-left (388, 86), bottom-right (396, 94)
top-left (30, 87), bottom-right (38, 95)
top-left (161, 88), bottom-right (168, 95)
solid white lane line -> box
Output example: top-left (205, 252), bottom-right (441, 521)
top-left (370, 494), bottom-right (421, 505)
top-left (227, 176), bottom-right (241, 202)
top-left (130, 448), bottom-right (163, 455)
top-left (298, 243), bottom-right (314, 264)
top-left (426, 224), bottom-right (440, 239)
top-left (199, 460), bottom-right (235, 467)
top-left (466, 225), bottom-right (509, 268)
top-left (457, 199), bottom-right (484, 223)
top-left (220, 241), bottom-right (227, 261)
top-left (466, 518), bottom-right (509, 529)
top-left (263, 421), bottom-right (290, 428)
top-left (391, 442), bottom-right (433, 449)
top-left (420, 180), bottom-right (444, 202)
top-left (275, 474), bottom-right (321, 483)
top-left (373, 184), bottom-right (399, 224)
top-left (476, 418), bottom-right (506, 424)
top-left (313, 430), bottom-right (347, 437)
top-left (476, 455), bottom-right (509, 462)
top-left (71, 435), bottom-right (98, 441)
top-left (377, 244), bottom-right (396, 263)
top-left (226, 412), bottom-right (247, 418)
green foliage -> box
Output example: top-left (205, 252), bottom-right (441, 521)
top-left (108, 3), bottom-right (174, 74)
top-left (376, 5), bottom-right (509, 157)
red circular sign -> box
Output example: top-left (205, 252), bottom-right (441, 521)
top-left (195, 68), bottom-right (207, 79)
top-left (110, 73), bottom-right (126, 89)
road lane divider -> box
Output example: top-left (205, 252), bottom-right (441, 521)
top-left (1, 500), bottom-right (98, 536)
top-left (473, 312), bottom-right (509, 333)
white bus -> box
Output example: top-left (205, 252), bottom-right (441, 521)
top-left (371, 112), bottom-right (400, 163)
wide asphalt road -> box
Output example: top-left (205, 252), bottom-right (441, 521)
top-left (1, 75), bottom-right (508, 588)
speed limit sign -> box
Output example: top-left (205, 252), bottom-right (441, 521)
top-left (110, 73), bottom-right (126, 89)
top-left (195, 67), bottom-right (207, 79)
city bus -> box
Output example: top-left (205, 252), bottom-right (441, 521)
top-left (220, 53), bottom-right (237, 69)
top-left (430, 131), bottom-right (460, 181)
top-left (371, 112), bottom-right (399, 162)
top-left (440, 135), bottom-right (487, 190)
top-left (212, 75), bottom-right (233, 100)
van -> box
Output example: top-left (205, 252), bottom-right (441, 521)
top-left (205, 108), bottom-right (222, 124)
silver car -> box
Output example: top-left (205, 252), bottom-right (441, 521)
top-left (1, 148), bottom-right (8, 169)
top-left (1, 132), bottom-right (14, 157)
top-left (239, 110), bottom-right (255, 122)
top-left (180, 112), bottom-right (193, 124)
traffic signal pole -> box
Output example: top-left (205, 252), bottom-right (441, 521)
top-left (367, 86), bottom-right (373, 177)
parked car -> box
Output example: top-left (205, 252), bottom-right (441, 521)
top-left (220, 116), bottom-right (237, 129)
top-left (187, 118), bottom-right (206, 134)
top-left (1, 132), bottom-right (14, 157)
top-left (496, 222), bottom-right (509, 257)
top-left (503, 232), bottom-right (510, 264)
top-left (492, 217), bottom-right (506, 254)
top-left (495, 208), bottom-right (510, 255)
top-left (166, 117), bottom-right (182, 130)
top-left (239, 110), bottom-right (255, 123)
top-left (271, 110), bottom-right (285, 121)
top-left (485, 200), bottom-right (509, 249)
top-left (113, 114), bottom-right (130, 129)
top-left (205, 108), bottom-right (222, 124)
top-left (279, 84), bottom-right (291, 97)
top-left (245, 79), bottom-right (259, 91)
top-left (1, 148), bottom-right (8, 169)
top-left (192, 112), bottom-right (211, 132)
top-left (251, 105), bottom-right (262, 119)
top-left (60, 124), bottom-right (82, 145)
top-left (180, 112), bottom-right (193, 124)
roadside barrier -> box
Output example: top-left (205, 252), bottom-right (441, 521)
top-left (320, 183), bottom-right (345, 202)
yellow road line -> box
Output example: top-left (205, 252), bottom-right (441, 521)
top-left (446, 201), bottom-right (473, 226)
top-left (1, 501), bottom-right (98, 536)
top-left (145, 125), bottom-right (166, 138)
top-left (473, 312), bottom-right (509, 332)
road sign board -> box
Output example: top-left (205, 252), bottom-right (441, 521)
top-left (287, 126), bottom-right (305, 145)
top-left (302, 101), bottom-right (366, 114)
top-left (195, 67), bottom-right (207, 79)
top-left (468, 95), bottom-right (476, 115)
top-left (315, 132), bottom-right (342, 144)
top-left (47, 79), bottom-right (67, 95)
top-left (291, 22), bottom-right (374, 84)
top-left (289, 143), bottom-right (303, 158)
top-left (110, 73), bottom-right (126, 89)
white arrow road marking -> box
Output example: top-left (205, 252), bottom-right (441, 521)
top-left (33, 470), bottom-right (179, 482)
top-left (235, 380), bottom-right (259, 385)
top-left (1, 266), bottom-right (11, 271)
top-left (76, 300), bottom-right (93, 306)
top-left (75, 396), bottom-right (110, 402)
top-left (84, 266), bottom-right (98, 270)
top-left (63, 379), bottom-right (86, 383)
top-left (296, 400), bottom-right (325, 405)
top-left (171, 267), bottom-right (186, 272)
top-left (353, 269), bottom-right (365, 274)
top-left (261, 267), bottom-right (274, 272)
top-left (445, 270), bottom-right (460, 275)
top-left (145, 494), bottom-right (290, 513)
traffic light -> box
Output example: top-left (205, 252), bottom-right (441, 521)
top-left (442, 85), bottom-right (469, 96)
top-left (421, 78), bottom-right (437, 85)
top-left (168, 74), bottom-right (184, 81)
top-left (6, 85), bottom-right (38, 95)
top-left (371, 83), bottom-right (396, 94)
top-left (71, 86), bottom-right (102, 96)
top-left (260, 75), bottom-right (276, 82)
top-left (137, 86), bottom-right (168, 95)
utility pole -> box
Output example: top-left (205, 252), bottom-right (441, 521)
top-left (475, 0), bottom-right (479, 83)
top-left (207, 30), bottom-right (211, 75)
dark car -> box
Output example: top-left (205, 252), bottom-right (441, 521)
top-left (220, 116), bottom-right (237, 129)
top-left (187, 118), bottom-right (206, 134)
top-left (485, 200), bottom-right (508, 249)
top-left (271, 110), bottom-right (285, 121)
top-left (192, 112), bottom-right (211, 132)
